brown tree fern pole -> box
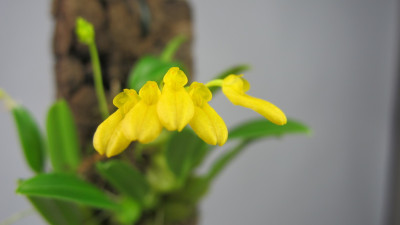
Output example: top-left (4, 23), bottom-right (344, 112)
top-left (52, 0), bottom-right (193, 151)
top-left (52, 1), bottom-right (195, 224)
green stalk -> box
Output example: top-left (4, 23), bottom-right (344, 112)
top-left (205, 79), bottom-right (223, 88)
top-left (89, 42), bottom-right (109, 119)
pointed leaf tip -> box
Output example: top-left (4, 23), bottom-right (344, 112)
top-left (17, 173), bottom-right (119, 210)
top-left (229, 118), bottom-right (310, 140)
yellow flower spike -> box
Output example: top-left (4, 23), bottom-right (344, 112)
top-left (123, 81), bottom-right (163, 144)
top-left (222, 75), bottom-right (287, 125)
top-left (93, 89), bottom-right (139, 157)
top-left (157, 67), bottom-right (194, 131)
top-left (188, 82), bottom-right (228, 146)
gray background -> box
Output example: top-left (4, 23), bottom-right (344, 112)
top-left (0, 0), bottom-right (397, 225)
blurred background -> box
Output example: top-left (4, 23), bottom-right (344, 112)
top-left (0, 0), bottom-right (398, 225)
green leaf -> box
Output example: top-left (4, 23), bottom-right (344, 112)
top-left (209, 64), bottom-right (251, 94)
top-left (206, 140), bottom-right (250, 181)
top-left (17, 173), bottom-right (119, 210)
top-left (28, 197), bottom-right (83, 225)
top-left (160, 35), bottom-right (187, 62)
top-left (11, 106), bottom-right (45, 173)
top-left (165, 129), bottom-right (209, 181)
top-left (229, 118), bottom-right (311, 140)
top-left (46, 100), bottom-right (81, 172)
top-left (96, 160), bottom-right (149, 206)
top-left (115, 198), bottom-right (142, 225)
top-left (205, 119), bottom-right (310, 181)
top-left (127, 56), bottom-right (182, 91)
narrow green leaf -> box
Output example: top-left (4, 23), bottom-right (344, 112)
top-left (11, 106), bottom-right (45, 173)
top-left (17, 173), bottom-right (119, 210)
top-left (206, 140), bottom-right (249, 181)
top-left (28, 197), bottom-right (83, 225)
top-left (209, 64), bottom-right (251, 94)
top-left (160, 35), bottom-right (186, 62)
top-left (165, 129), bottom-right (209, 181)
top-left (46, 100), bottom-right (81, 172)
top-left (127, 56), bottom-right (182, 91)
top-left (229, 118), bottom-right (311, 140)
top-left (96, 160), bottom-right (149, 205)
top-left (206, 119), bottom-right (310, 181)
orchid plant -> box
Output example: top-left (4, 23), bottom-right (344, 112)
top-left (0, 17), bottom-right (310, 225)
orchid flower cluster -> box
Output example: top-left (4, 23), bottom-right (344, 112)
top-left (1, 17), bottom-right (309, 225)
top-left (94, 67), bottom-right (287, 157)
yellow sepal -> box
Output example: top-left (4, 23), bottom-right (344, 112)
top-left (113, 89), bottom-right (139, 115)
top-left (93, 109), bottom-right (131, 157)
top-left (188, 82), bottom-right (228, 146)
top-left (122, 81), bottom-right (163, 143)
top-left (157, 67), bottom-right (194, 131)
top-left (222, 75), bottom-right (287, 125)
top-left (123, 103), bottom-right (163, 144)
top-left (93, 89), bottom-right (139, 157)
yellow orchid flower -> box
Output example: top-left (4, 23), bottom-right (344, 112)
top-left (93, 67), bottom-right (288, 158)
top-left (157, 67), bottom-right (194, 131)
top-left (222, 74), bottom-right (287, 125)
top-left (122, 81), bottom-right (163, 144)
top-left (188, 82), bottom-right (228, 146)
top-left (93, 89), bottom-right (140, 157)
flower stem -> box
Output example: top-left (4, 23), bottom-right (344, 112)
top-left (205, 79), bottom-right (223, 88)
top-left (89, 42), bottom-right (109, 119)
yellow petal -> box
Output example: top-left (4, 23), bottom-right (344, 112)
top-left (158, 67), bottom-right (194, 131)
top-left (113, 89), bottom-right (140, 114)
top-left (139, 81), bottom-right (161, 104)
top-left (104, 127), bottom-right (131, 157)
top-left (122, 81), bottom-right (163, 143)
top-left (188, 82), bottom-right (212, 107)
top-left (222, 75), bottom-right (249, 94)
top-left (163, 67), bottom-right (188, 89)
top-left (123, 102), bottom-right (163, 144)
top-left (188, 82), bottom-right (228, 146)
top-left (222, 75), bottom-right (287, 125)
top-left (190, 104), bottom-right (228, 146)
top-left (157, 85), bottom-right (194, 131)
top-left (93, 109), bottom-right (130, 156)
